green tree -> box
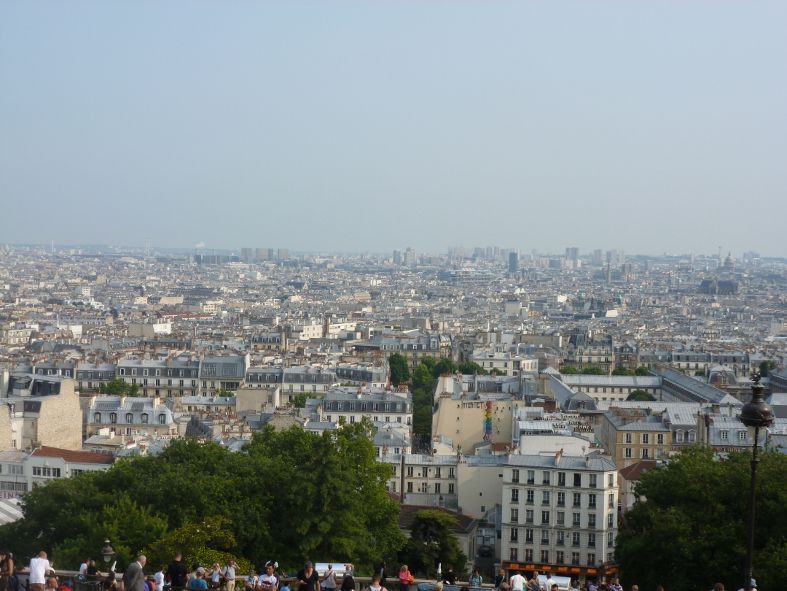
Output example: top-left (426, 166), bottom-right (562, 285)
top-left (0, 429), bottom-right (404, 573)
top-left (626, 389), bottom-right (656, 401)
top-left (616, 447), bottom-right (787, 591)
top-left (410, 362), bottom-right (438, 441)
top-left (759, 360), bottom-right (777, 377)
top-left (292, 392), bottom-right (308, 408)
top-left (216, 388), bottom-right (236, 397)
top-left (99, 378), bottom-right (132, 395)
top-left (145, 517), bottom-right (250, 573)
top-left (612, 367), bottom-right (634, 376)
top-left (580, 366), bottom-right (605, 375)
top-left (634, 366), bottom-right (651, 376)
top-left (432, 358), bottom-right (458, 377)
top-left (458, 361), bottom-right (488, 375)
top-left (389, 353), bottom-right (411, 386)
top-left (400, 510), bottom-right (467, 577)
top-left (560, 366), bottom-right (578, 374)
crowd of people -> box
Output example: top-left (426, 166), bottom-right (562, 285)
top-left (0, 550), bottom-right (747, 591)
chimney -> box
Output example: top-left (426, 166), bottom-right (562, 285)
top-left (555, 448), bottom-right (563, 465)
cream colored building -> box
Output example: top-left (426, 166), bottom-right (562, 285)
top-left (0, 375), bottom-right (82, 451)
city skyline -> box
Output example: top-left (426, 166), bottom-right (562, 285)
top-left (2, 1), bottom-right (786, 255)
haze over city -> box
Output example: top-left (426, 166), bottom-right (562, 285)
top-left (2, 1), bottom-right (786, 255)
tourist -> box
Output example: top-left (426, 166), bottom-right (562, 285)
top-left (29, 551), bottom-right (55, 591)
top-left (398, 565), bottom-right (414, 591)
top-left (297, 562), bottom-right (320, 591)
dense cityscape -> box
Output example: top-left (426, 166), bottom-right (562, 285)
top-left (0, 244), bottom-right (785, 591)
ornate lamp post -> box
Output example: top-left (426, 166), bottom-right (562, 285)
top-left (738, 372), bottom-right (774, 589)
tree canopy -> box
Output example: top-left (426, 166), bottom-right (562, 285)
top-left (626, 389), bottom-right (656, 401)
top-left (99, 378), bottom-right (140, 396)
top-left (389, 353), bottom-right (410, 386)
top-left (0, 424), bottom-right (404, 573)
top-left (616, 447), bottom-right (787, 591)
top-left (399, 510), bottom-right (466, 578)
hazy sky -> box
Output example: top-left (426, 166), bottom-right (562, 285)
top-left (2, 1), bottom-right (786, 256)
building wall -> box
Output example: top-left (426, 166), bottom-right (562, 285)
top-left (432, 397), bottom-right (518, 452)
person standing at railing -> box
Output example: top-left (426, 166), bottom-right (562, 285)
top-left (322, 565), bottom-right (337, 591)
top-left (469, 570), bottom-right (482, 588)
top-left (29, 551), bottom-right (55, 591)
top-left (168, 554), bottom-right (187, 590)
top-left (223, 562), bottom-right (237, 591)
top-left (398, 565), bottom-right (413, 591)
top-left (0, 550), bottom-right (14, 591)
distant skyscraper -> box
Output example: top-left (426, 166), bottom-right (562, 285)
top-left (565, 247), bottom-right (579, 262)
top-left (393, 250), bottom-right (403, 265)
top-left (241, 248), bottom-right (253, 263)
top-left (508, 251), bottom-right (519, 273)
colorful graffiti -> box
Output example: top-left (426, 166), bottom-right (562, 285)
top-left (483, 400), bottom-right (493, 441)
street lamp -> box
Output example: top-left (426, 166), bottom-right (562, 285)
top-left (738, 372), bottom-right (774, 590)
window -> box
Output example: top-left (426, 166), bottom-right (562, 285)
top-left (572, 532), bottom-right (581, 547)
top-left (557, 492), bottom-right (565, 506)
top-left (571, 552), bottom-right (580, 566)
top-left (448, 483), bottom-right (455, 494)
top-left (158, 414), bottom-right (166, 425)
top-left (526, 489), bottom-right (534, 504)
top-left (141, 413), bottom-right (149, 424)
top-left (541, 529), bottom-right (549, 544)
top-left (589, 474), bottom-right (597, 488)
top-left (125, 413), bottom-right (133, 423)
top-left (510, 528), bottom-right (519, 542)
top-left (625, 433), bottom-right (632, 444)
top-left (557, 511), bottom-right (565, 526)
top-left (573, 493), bottom-right (582, 507)
top-left (573, 513), bottom-right (581, 527)
top-left (608, 473), bottom-right (615, 487)
top-left (509, 548), bottom-right (518, 562)
top-left (558, 472), bottom-right (566, 486)
top-left (573, 473), bottom-right (582, 487)
top-left (525, 549), bottom-right (533, 562)
top-left (407, 466), bottom-right (414, 477)
top-left (434, 483), bottom-right (441, 494)
top-left (512, 469), bottom-right (520, 483)
top-left (526, 510), bottom-right (534, 523)
top-left (607, 532), bottom-right (614, 548)
top-left (641, 434), bottom-right (649, 444)
top-left (511, 489), bottom-right (519, 503)
top-left (641, 448), bottom-right (650, 459)
top-left (588, 533), bottom-right (596, 547)
top-left (525, 529), bottom-right (533, 543)
top-left (738, 430), bottom-right (747, 441)
top-left (588, 514), bottom-right (596, 529)
top-left (407, 482), bottom-right (413, 493)
top-left (657, 433), bottom-right (664, 444)
top-left (556, 551), bottom-right (564, 564)
top-left (588, 493), bottom-right (597, 508)
top-left (625, 448), bottom-right (632, 458)
top-left (720, 430), bottom-right (729, 441)
top-left (607, 513), bottom-right (614, 527)
top-left (587, 553), bottom-right (596, 566)
top-left (511, 509), bottom-right (519, 523)
top-left (556, 531), bottom-right (564, 546)
top-left (540, 550), bottom-right (549, 563)
top-left (542, 491), bottom-right (550, 505)
top-left (542, 471), bottom-right (551, 485)
top-left (608, 493), bottom-right (615, 508)
top-left (676, 430), bottom-right (684, 443)
top-left (688, 430), bottom-right (696, 442)
top-left (527, 470), bottom-right (535, 484)
top-left (93, 412), bottom-right (101, 423)
top-left (541, 511), bottom-right (550, 524)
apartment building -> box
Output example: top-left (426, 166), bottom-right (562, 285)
top-left (0, 446), bottom-right (114, 499)
top-left (597, 409), bottom-right (673, 468)
top-left (117, 357), bottom-right (201, 397)
top-left (383, 453), bottom-right (459, 508)
top-left (317, 387), bottom-right (412, 427)
top-left (559, 375), bottom-right (661, 404)
top-left (85, 395), bottom-right (176, 438)
top-left (0, 375), bottom-right (82, 451)
top-left (469, 350), bottom-right (539, 376)
top-left (501, 449), bottom-right (618, 580)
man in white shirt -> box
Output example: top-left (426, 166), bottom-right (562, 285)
top-left (510, 572), bottom-right (526, 591)
top-left (29, 551), bottom-right (54, 591)
top-left (224, 561), bottom-right (237, 591)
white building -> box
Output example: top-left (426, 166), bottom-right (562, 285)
top-left (501, 447), bottom-right (619, 581)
